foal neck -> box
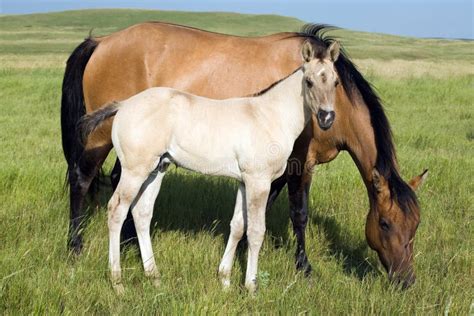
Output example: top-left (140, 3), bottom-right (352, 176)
top-left (257, 69), bottom-right (312, 139)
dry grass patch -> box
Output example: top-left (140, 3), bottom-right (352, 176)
top-left (0, 54), bottom-right (67, 69)
top-left (355, 59), bottom-right (474, 79)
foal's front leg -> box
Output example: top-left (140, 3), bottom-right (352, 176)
top-left (218, 184), bottom-right (246, 288)
top-left (243, 178), bottom-right (271, 293)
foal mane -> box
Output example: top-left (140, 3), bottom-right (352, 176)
top-left (251, 67), bottom-right (301, 97)
top-left (297, 24), bottom-right (419, 214)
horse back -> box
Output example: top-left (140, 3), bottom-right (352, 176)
top-left (81, 22), bottom-right (304, 150)
top-left (83, 22), bottom-right (303, 111)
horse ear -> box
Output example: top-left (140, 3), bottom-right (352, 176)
top-left (301, 41), bottom-right (314, 62)
top-left (408, 169), bottom-right (428, 191)
top-left (328, 41), bottom-right (340, 62)
top-left (372, 168), bottom-right (387, 194)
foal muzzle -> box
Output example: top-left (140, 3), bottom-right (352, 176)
top-left (317, 110), bottom-right (335, 130)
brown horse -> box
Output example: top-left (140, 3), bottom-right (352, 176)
top-left (61, 23), bottom-right (427, 288)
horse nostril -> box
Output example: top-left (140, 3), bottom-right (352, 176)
top-left (317, 110), bottom-right (335, 130)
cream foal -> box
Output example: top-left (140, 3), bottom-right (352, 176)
top-left (81, 41), bottom-right (340, 293)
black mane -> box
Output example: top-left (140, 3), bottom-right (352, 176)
top-left (297, 24), bottom-right (419, 214)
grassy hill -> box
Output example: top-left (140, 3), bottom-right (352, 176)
top-left (0, 9), bottom-right (473, 61)
top-left (0, 9), bottom-right (473, 315)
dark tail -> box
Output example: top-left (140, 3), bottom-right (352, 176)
top-left (61, 37), bottom-right (98, 169)
top-left (79, 101), bottom-right (121, 144)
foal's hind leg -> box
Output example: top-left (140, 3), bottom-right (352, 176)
top-left (218, 184), bottom-right (246, 288)
top-left (130, 169), bottom-right (166, 287)
top-left (111, 158), bottom-right (138, 245)
top-left (108, 169), bottom-right (148, 294)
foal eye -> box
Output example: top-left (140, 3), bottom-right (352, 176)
top-left (379, 218), bottom-right (390, 232)
top-left (335, 79), bottom-right (340, 87)
top-left (305, 78), bottom-right (313, 88)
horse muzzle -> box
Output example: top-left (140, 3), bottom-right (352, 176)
top-left (389, 268), bottom-right (416, 290)
top-left (317, 109), bottom-right (335, 130)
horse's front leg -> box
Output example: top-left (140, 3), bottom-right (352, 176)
top-left (287, 163), bottom-right (314, 276)
top-left (286, 126), bottom-right (316, 276)
top-left (266, 174), bottom-right (287, 211)
top-left (243, 177), bottom-right (271, 293)
top-left (218, 184), bottom-right (246, 289)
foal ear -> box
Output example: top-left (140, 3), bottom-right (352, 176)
top-left (408, 169), bottom-right (428, 191)
top-left (301, 41), bottom-right (314, 62)
top-left (328, 41), bottom-right (340, 62)
top-left (372, 168), bottom-right (387, 194)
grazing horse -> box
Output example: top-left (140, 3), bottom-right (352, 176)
top-left (79, 41), bottom-right (341, 293)
top-left (61, 23), bottom-right (426, 288)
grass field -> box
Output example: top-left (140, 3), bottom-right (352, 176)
top-left (0, 9), bottom-right (473, 314)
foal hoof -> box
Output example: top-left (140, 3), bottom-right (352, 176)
top-left (218, 271), bottom-right (231, 290)
top-left (145, 270), bottom-right (161, 288)
top-left (245, 280), bottom-right (258, 295)
top-left (112, 282), bottom-right (125, 295)
top-left (151, 277), bottom-right (161, 288)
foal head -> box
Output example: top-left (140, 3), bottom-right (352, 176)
top-left (301, 40), bottom-right (340, 130)
top-left (366, 168), bottom-right (428, 289)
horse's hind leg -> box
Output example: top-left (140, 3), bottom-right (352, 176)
top-left (68, 144), bottom-right (112, 254)
top-left (110, 158), bottom-right (121, 190)
top-left (218, 184), bottom-right (246, 288)
top-left (108, 168), bottom-right (148, 294)
top-left (130, 169), bottom-right (166, 287)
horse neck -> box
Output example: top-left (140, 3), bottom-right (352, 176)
top-left (257, 70), bottom-right (312, 141)
top-left (340, 90), bottom-right (378, 195)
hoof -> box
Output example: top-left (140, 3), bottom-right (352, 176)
top-left (112, 282), bottom-right (125, 295)
top-left (148, 274), bottom-right (161, 288)
top-left (220, 277), bottom-right (231, 290)
top-left (296, 258), bottom-right (312, 277)
top-left (245, 279), bottom-right (258, 295)
top-left (145, 270), bottom-right (161, 288)
top-left (68, 237), bottom-right (83, 256)
top-left (218, 269), bottom-right (231, 290)
top-left (151, 277), bottom-right (161, 288)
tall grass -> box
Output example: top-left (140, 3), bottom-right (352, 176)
top-left (0, 9), bottom-right (473, 314)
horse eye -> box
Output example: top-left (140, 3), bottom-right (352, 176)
top-left (379, 218), bottom-right (390, 232)
top-left (305, 78), bottom-right (313, 88)
top-left (335, 79), bottom-right (340, 87)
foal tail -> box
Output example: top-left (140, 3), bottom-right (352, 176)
top-left (79, 101), bottom-right (121, 144)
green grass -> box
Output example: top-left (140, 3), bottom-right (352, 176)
top-left (0, 9), bottom-right (473, 314)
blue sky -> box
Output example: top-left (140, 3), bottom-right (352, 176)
top-left (1, 0), bottom-right (473, 39)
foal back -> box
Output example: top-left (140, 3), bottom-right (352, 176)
top-left (113, 85), bottom-right (295, 180)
